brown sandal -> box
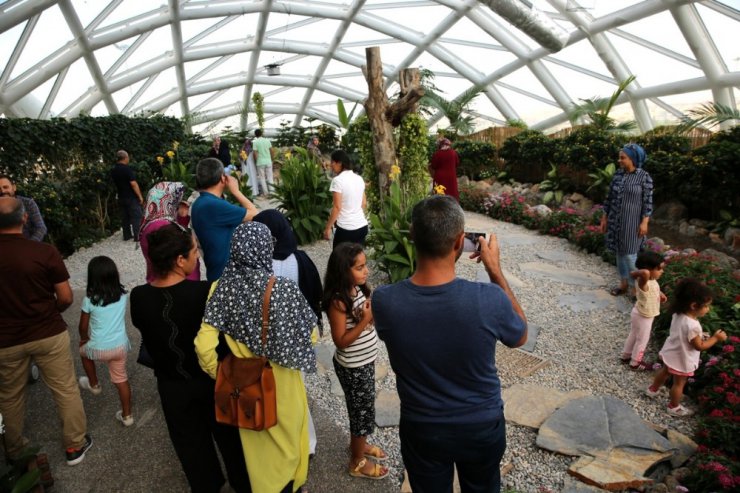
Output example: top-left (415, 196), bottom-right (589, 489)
top-left (349, 458), bottom-right (389, 480)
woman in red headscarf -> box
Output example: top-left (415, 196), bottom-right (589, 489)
top-left (428, 138), bottom-right (460, 201)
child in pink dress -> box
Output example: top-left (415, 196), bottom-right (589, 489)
top-left (646, 278), bottom-right (727, 416)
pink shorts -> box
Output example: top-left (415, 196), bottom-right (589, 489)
top-left (666, 365), bottom-right (693, 377)
top-left (80, 345), bottom-right (129, 384)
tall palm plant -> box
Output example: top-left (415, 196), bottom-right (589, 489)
top-left (421, 86), bottom-right (482, 136)
top-left (678, 102), bottom-right (740, 131)
top-left (568, 75), bottom-right (637, 132)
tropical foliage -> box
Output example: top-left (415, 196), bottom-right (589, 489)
top-left (269, 148), bottom-right (332, 245)
top-left (568, 75), bottom-right (637, 132)
top-left (421, 86), bottom-right (482, 136)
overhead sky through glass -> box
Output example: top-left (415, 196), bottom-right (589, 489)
top-left (0, 0), bottom-right (738, 135)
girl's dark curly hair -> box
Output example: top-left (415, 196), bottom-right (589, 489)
top-left (322, 242), bottom-right (370, 318)
top-left (86, 256), bottom-right (126, 306)
top-left (669, 277), bottom-right (713, 315)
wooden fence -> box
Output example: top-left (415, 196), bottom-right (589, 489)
top-left (461, 125), bottom-right (714, 149)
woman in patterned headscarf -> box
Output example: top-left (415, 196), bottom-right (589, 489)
top-left (195, 222), bottom-right (317, 493)
top-left (140, 181), bottom-right (200, 282)
top-left (429, 137), bottom-right (460, 201)
top-left (600, 143), bottom-right (653, 297)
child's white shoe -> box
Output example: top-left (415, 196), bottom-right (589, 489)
top-left (78, 376), bottom-right (102, 395)
top-left (666, 404), bottom-right (694, 417)
top-left (115, 410), bottom-right (134, 427)
top-left (645, 385), bottom-right (661, 398)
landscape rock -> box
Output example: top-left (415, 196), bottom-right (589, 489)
top-left (709, 232), bottom-right (724, 245)
top-left (700, 248), bottom-right (739, 269)
top-left (531, 204), bottom-right (552, 217)
top-left (567, 448), bottom-right (670, 491)
top-left (564, 193), bottom-right (594, 214)
top-left (680, 248), bottom-right (697, 256)
top-left (686, 225), bottom-right (708, 237)
top-left (474, 180), bottom-right (492, 192)
top-left (458, 176), bottom-right (470, 188)
top-left (375, 363), bottom-right (389, 382)
top-left (502, 384), bottom-right (590, 428)
top-left (724, 226), bottom-right (740, 246)
top-left (647, 237), bottom-right (665, 249)
top-left (537, 395), bottom-right (674, 457)
top-left (666, 429), bottom-right (697, 468)
top-left (688, 218), bottom-right (711, 228)
top-left (678, 221), bottom-right (689, 235)
top-left (652, 201), bottom-right (688, 224)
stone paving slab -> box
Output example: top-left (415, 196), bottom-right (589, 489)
top-left (536, 250), bottom-right (583, 263)
top-left (503, 384), bottom-right (591, 429)
top-left (475, 265), bottom-right (526, 288)
top-left (519, 262), bottom-right (605, 286)
top-left (537, 396), bottom-right (674, 457)
top-left (519, 323), bottom-right (540, 352)
top-left (557, 290), bottom-right (618, 312)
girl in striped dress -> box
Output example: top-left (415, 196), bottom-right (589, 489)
top-left (600, 143), bottom-right (653, 298)
top-left (322, 243), bottom-right (389, 480)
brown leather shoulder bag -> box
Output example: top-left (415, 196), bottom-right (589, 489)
top-left (214, 276), bottom-right (278, 430)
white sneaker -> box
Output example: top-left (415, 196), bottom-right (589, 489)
top-left (115, 410), bottom-right (134, 427)
top-left (667, 404), bottom-right (694, 417)
top-left (645, 385), bottom-right (661, 398)
top-left (78, 376), bottom-right (102, 395)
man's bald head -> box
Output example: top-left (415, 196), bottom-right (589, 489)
top-left (0, 196), bottom-right (26, 231)
top-left (116, 150), bottom-right (129, 163)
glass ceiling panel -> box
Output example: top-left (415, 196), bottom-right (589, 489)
top-left (697, 4), bottom-right (740, 70)
top-left (10, 5), bottom-right (74, 79)
top-left (0, 0), bottom-right (736, 133)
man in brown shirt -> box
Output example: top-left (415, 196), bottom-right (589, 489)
top-left (0, 197), bottom-right (91, 466)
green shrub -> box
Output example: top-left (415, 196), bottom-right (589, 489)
top-left (368, 179), bottom-right (416, 283)
top-left (499, 129), bottom-right (556, 183)
top-left (552, 126), bottom-right (621, 187)
top-left (398, 114), bottom-right (431, 203)
top-left (270, 148), bottom-right (332, 245)
top-left (452, 140), bottom-right (497, 180)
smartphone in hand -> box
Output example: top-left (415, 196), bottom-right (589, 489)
top-left (463, 232), bottom-right (486, 252)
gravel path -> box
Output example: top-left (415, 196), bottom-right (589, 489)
top-left (62, 208), bottom-right (695, 492)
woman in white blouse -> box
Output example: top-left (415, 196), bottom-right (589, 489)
top-left (323, 149), bottom-right (368, 249)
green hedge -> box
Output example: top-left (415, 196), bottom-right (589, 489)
top-left (0, 115), bottom-right (187, 255)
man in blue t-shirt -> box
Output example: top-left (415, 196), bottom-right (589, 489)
top-left (373, 195), bottom-right (527, 493)
top-left (191, 158), bottom-right (258, 281)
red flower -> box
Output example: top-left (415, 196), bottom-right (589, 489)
top-left (730, 336), bottom-right (740, 343)
top-left (709, 409), bottom-right (724, 417)
top-left (722, 344), bottom-right (735, 353)
top-left (718, 474), bottom-right (734, 489)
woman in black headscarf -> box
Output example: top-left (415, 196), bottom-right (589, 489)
top-left (253, 209), bottom-right (322, 325)
top-left (195, 222), bottom-right (317, 493)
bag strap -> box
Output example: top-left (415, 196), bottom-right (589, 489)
top-left (261, 276), bottom-right (276, 351)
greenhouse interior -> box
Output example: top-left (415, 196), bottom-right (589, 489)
top-left (0, 1), bottom-right (738, 492)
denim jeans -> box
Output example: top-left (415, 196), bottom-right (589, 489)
top-left (616, 253), bottom-right (637, 285)
top-left (400, 417), bottom-right (507, 493)
top-left (119, 197), bottom-right (143, 241)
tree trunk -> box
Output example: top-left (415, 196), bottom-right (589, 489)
top-left (387, 68), bottom-right (424, 126)
top-left (363, 47), bottom-right (395, 194)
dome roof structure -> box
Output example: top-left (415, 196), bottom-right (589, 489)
top-left (0, 0), bottom-right (738, 135)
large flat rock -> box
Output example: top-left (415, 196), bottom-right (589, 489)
top-left (537, 396), bottom-right (674, 457)
top-left (557, 290), bottom-right (618, 312)
top-left (476, 266), bottom-right (526, 288)
top-left (568, 448), bottom-right (672, 491)
top-left (518, 323), bottom-right (540, 353)
top-left (503, 384), bottom-right (590, 429)
top-left (561, 477), bottom-right (610, 492)
top-left (536, 250), bottom-right (582, 263)
top-left (519, 262), bottom-right (605, 287)
top-left (498, 233), bottom-right (552, 247)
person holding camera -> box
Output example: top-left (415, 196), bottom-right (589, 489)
top-left (190, 158), bottom-right (258, 281)
top-left (372, 195), bottom-right (527, 493)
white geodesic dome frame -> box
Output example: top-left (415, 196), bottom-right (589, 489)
top-left (0, 0), bottom-right (738, 135)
